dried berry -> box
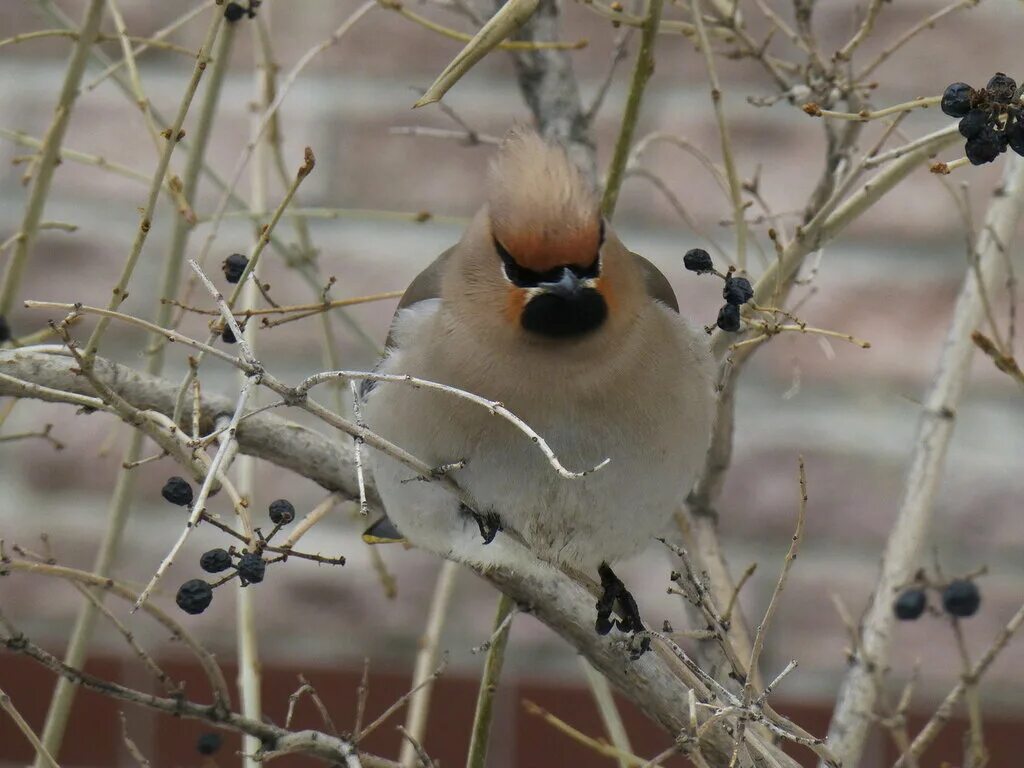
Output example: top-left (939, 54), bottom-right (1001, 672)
top-left (196, 732), bottom-right (223, 755)
top-left (683, 248), bottom-right (714, 274)
top-left (200, 548), bottom-right (233, 574)
top-left (237, 553), bottom-right (266, 585)
top-left (941, 82), bottom-right (974, 118)
top-left (222, 253), bottom-right (248, 283)
top-left (965, 127), bottom-right (1003, 166)
top-left (224, 2), bottom-right (246, 22)
top-left (1006, 120), bottom-right (1024, 156)
top-left (893, 588), bottom-right (927, 621)
top-left (985, 72), bottom-right (1017, 104)
top-left (716, 303), bottom-right (741, 332)
top-left (176, 579), bottom-right (213, 615)
top-left (161, 476), bottom-right (194, 507)
top-left (942, 579), bottom-right (981, 618)
top-left (958, 109), bottom-right (990, 140)
top-left (222, 324), bottom-right (236, 344)
top-left (269, 499), bottom-right (295, 525)
top-left (0, 315), bottom-right (10, 343)
top-left (723, 276), bottom-right (754, 306)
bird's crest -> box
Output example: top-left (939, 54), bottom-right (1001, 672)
top-left (487, 128), bottom-right (601, 273)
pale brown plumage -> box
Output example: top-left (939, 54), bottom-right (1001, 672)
top-left (363, 128), bottom-right (715, 636)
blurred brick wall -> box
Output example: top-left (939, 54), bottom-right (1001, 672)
top-left (1, 1), bottom-right (1023, 765)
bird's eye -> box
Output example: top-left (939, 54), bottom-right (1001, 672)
top-left (494, 222), bottom-right (603, 288)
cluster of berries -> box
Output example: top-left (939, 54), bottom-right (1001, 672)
top-left (224, 0), bottom-right (260, 22)
top-left (219, 253), bottom-right (249, 345)
top-left (893, 576), bottom-right (981, 621)
top-left (0, 315), bottom-right (11, 344)
top-left (683, 248), bottom-right (754, 332)
top-left (161, 476), bottom-right (297, 615)
top-left (941, 73), bottom-right (1024, 166)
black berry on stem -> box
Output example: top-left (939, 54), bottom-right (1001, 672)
top-left (176, 579), bottom-right (213, 615)
top-left (222, 253), bottom-right (248, 283)
top-left (224, 2), bottom-right (246, 22)
top-left (683, 248), bottom-right (714, 274)
top-left (0, 315), bottom-right (10, 343)
top-left (942, 579), bottom-right (981, 618)
top-left (985, 72), bottom-right (1017, 104)
top-left (269, 499), bottom-right (295, 525)
top-left (958, 109), bottom-right (990, 140)
top-left (222, 325), bottom-right (236, 344)
top-left (941, 82), bottom-right (974, 118)
top-left (965, 128), bottom-right (1003, 166)
top-left (893, 588), bottom-right (927, 621)
top-left (200, 548), bottom-right (233, 574)
top-left (196, 732), bottom-right (223, 755)
top-left (723, 276), bottom-right (754, 306)
top-left (161, 476), bottom-right (194, 506)
top-left (716, 303), bottom-right (741, 332)
top-left (1006, 120), bottom-right (1024, 156)
top-left (237, 553), bottom-right (266, 585)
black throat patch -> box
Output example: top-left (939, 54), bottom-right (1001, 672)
top-left (520, 289), bottom-right (607, 338)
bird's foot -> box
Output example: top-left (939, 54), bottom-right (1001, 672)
top-left (460, 504), bottom-right (502, 544)
top-left (596, 563), bottom-right (651, 657)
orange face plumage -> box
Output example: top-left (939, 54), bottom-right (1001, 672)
top-left (485, 129), bottom-right (613, 338)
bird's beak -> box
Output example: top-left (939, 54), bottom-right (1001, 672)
top-left (543, 268), bottom-right (584, 299)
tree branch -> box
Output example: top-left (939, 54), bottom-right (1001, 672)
top-left (823, 153), bottom-right (1024, 768)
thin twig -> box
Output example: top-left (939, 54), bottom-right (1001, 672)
top-left (0, 0), bottom-right (105, 316)
top-left (297, 369), bottom-right (609, 479)
top-left (400, 561), bottom-right (458, 767)
top-left (0, 685), bottom-right (61, 768)
top-left (690, 0), bottom-right (747, 270)
top-left (744, 457), bottom-right (807, 703)
top-left (82, 10), bottom-right (225, 357)
top-left (467, 593), bottom-right (516, 768)
top-left (601, 0), bottom-right (664, 218)
top-left (119, 712), bottom-right (151, 768)
top-left (826, 153), bottom-right (1024, 768)
top-left (895, 601), bottom-right (1024, 767)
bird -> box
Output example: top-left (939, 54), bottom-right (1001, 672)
top-left (361, 127), bottom-right (716, 635)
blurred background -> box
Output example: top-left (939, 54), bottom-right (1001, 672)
top-left (1, 0), bottom-right (1022, 765)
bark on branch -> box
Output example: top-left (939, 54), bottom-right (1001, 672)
top-left (0, 346), bottom-right (798, 768)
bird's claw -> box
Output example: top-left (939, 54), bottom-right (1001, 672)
top-left (596, 563), bottom-right (650, 656)
top-left (461, 504), bottom-right (502, 544)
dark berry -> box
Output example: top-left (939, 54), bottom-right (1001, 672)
top-left (985, 72), bottom-right (1017, 103)
top-left (965, 128), bottom-right (1002, 166)
top-left (237, 553), bottom-right (266, 585)
top-left (224, 2), bottom-right (245, 21)
top-left (942, 579), bottom-right (981, 618)
top-left (716, 303), bottom-right (741, 332)
top-left (723, 276), bottom-right (754, 306)
top-left (941, 82), bottom-right (974, 118)
top-left (222, 253), bottom-right (248, 283)
top-left (269, 499), bottom-right (295, 525)
top-left (200, 548), bottom-right (233, 573)
top-left (161, 476), bottom-right (194, 506)
top-left (958, 109), bottom-right (990, 140)
top-left (1006, 120), bottom-right (1024, 156)
top-left (893, 589), bottom-right (927, 621)
top-left (0, 315), bottom-right (10, 343)
top-left (221, 324), bottom-right (236, 344)
top-left (176, 579), bottom-right (213, 615)
top-left (196, 732), bottom-right (223, 755)
top-left (683, 248), bottom-right (714, 274)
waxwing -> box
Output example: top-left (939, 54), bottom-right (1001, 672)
top-left (361, 127), bottom-right (716, 635)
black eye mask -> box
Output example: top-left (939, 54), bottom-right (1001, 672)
top-left (494, 220), bottom-right (605, 288)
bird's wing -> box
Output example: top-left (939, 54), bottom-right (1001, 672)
top-left (633, 253), bottom-right (680, 313)
top-left (384, 246), bottom-right (454, 349)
